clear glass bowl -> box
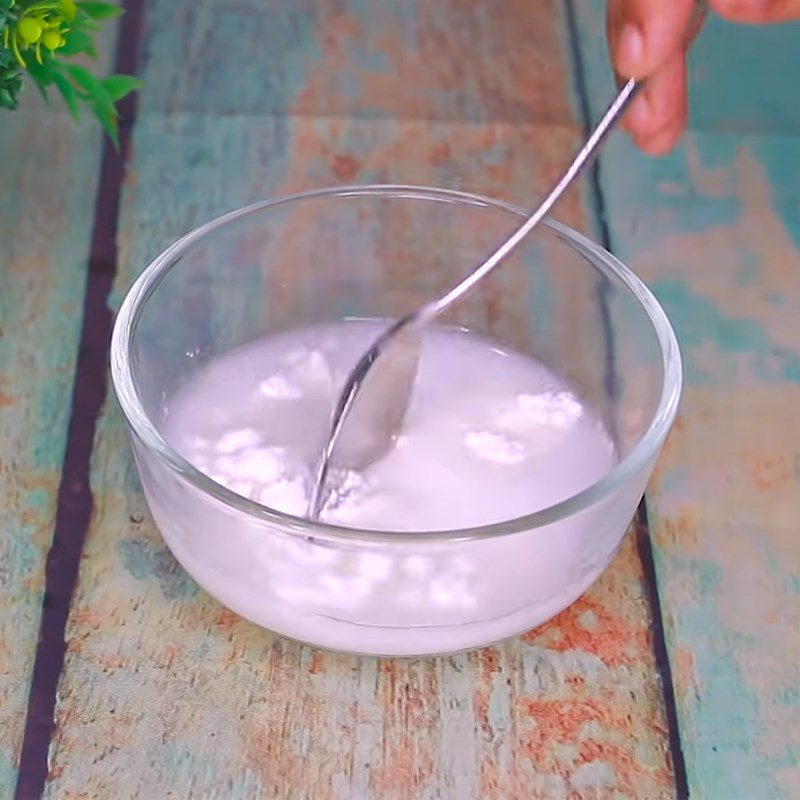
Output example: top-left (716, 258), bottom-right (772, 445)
top-left (110, 185), bottom-right (681, 657)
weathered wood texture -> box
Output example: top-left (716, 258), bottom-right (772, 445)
top-left (0, 104), bottom-right (105, 792)
top-left (44, 1), bottom-right (676, 797)
top-left (574, 5), bottom-right (800, 798)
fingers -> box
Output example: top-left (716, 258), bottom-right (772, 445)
top-left (624, 51), bottom-right (688, 155)
top-left (607, 0), bottom-right (696, 79)
top-left (608, 0), bottom-right (695, 155)
top-left (608, 0), bottom-right (800, 155)
top-left (710, 0), bottom-right (800, 23)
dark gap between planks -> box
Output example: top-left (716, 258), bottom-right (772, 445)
top-left (562, 1), bottom-right (690, 797)
top-left (14, 1), bottom-right (145, 797)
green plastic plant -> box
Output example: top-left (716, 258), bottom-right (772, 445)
top-left (0, 0), bottom-right (140, 146)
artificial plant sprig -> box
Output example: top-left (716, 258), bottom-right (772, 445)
top-left (0, 0), bottom-right (141, 147)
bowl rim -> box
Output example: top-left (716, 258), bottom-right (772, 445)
top-left (110, 183), bottom-right (682, 543)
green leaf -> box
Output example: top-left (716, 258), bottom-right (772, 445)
top-left (25, 55), bottom-right (57, 88)
top-left (63, 63), bottom-right (121, 148)
top-left (0, 86), bottom-right (19, 109)
top-left (24, 1), bottom-right (67, 12)
top-left (96, 105), bottom-right (119, 148)
top-left (58, 28), bottom-right (97, 57)
top-left (102, 73), bottom-right (140, 101)
top-left (53, 68), bottom-right (80, 119)
top-left (75, 0), bottom-right (122, 20)
top-left (63, 62), bottom-right (114, 115)
top-left (77, 17), bottom-right (101, 32)
top-left (31, 79), bottom-right (50, 103)
top-left (60, 0), bottom-right (78, 22)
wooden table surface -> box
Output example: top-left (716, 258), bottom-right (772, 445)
top-left (1, 1), bottom-right (798, 798)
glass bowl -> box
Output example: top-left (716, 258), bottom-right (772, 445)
top-left (110, 185), bottom-right (681, 657)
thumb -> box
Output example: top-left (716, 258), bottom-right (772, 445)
top-left (608, 0), bottom-right (696, 79)
top-left (710, 0), bottom-right (800, 22)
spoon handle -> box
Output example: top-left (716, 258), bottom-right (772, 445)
top-left (427, 79), bottom-right (639, 318)
top-left (425, 0), bottom-right (709, 320)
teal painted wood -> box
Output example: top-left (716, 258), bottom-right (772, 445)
top-left (573, 3), bottom-right (800, 797)
top-left (44, 1), bottom-right (679, 797)
top-left (0, 101), bottom-right (107, 792)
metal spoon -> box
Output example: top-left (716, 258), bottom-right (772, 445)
top-left (307, 6), bottom-right (707, 520)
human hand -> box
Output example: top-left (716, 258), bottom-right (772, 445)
top-left (608, 0), bottom-right (800, 154)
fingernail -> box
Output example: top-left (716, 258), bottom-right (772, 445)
top-left (617, 22), bottom-right (645, 71)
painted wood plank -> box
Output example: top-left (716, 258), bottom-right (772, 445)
top-left (46, 2), bottom-right (675, 796)
top-left (0, 103), bottom-right (108, 792)
top-left (573, 4), bottom-right (800, 797)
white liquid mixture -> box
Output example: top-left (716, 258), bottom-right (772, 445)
top-left (167, 320), bottom-right (615, 530)
top-left (153, 320), bottom-right (624, 655)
